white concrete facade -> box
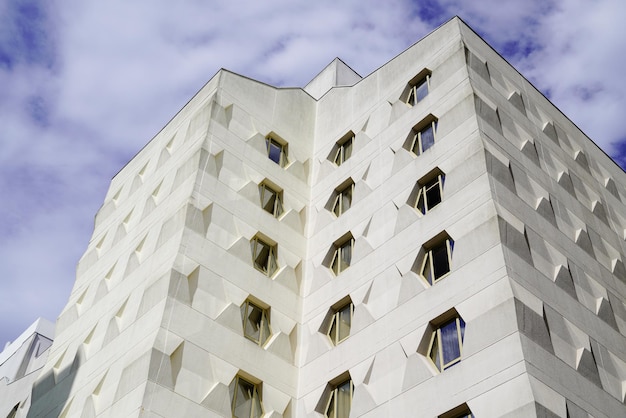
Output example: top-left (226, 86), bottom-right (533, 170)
top-left (21, 17), bottom-right (626, 418)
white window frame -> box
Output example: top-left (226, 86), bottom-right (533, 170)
top-left (259, 182), bottom-right (283, 217)
top-left (414, 172), bottom-right (445, 214)
top-left (409, 119), bottom-right (437, 155)
top-left (265, 136), bottom-right (287, 167)
top-left (327, 301), bottom-right (354, 345)
top-left (241, 300), bottom-right (271, 346)
top-left (406, 74), bottom-right (430, 106)
top-left (333, 133), bottom-right (354, 166)
top-left (420, 237), bottom-right (453, 285)
top-left (251, 237), bottom-right (278, 277)
top-left (331, 237), bottom-right (354, 275)
top-left (332, 182), bottom-right (354, 217)
top-left (439, 404), bottom-right (474, 418)
top-left (324, 378), bottom-right (353, 418)
top-left (428, 316), bottom-right (466, 372)
top-left (230, 375), bottom-right (263, 418)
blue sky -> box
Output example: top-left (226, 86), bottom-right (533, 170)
top-left (1, 0), bottom-right (625, 345)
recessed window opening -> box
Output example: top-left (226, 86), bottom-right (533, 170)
top-left (230, 375), bottom-right (263, 418)
top-left (439, 403), bottom-right (474, 418)
top-left (331, 237), bottom-right (354, 275)
top-left (265, 136), bottom-right (287, 167)
top-left (251, 236), bottom-right (278, 277)
top-left (428, 316), bottom-right (466, 372)
top-left (241, 300), bottom-right (271, 346)
top-left (259, 182), bottom-right (283, 217)
top-left (415, 169), bottom-right (445, 214)
top-left (332, 181), bottom-right (354, 217)
top-left (327, 300), bottom-right (354, 345)
top-left (324, 377), bottom-right (353, 418)
top-left (404, 69), bottom-right (432, 106)
top-left (407, 116), bottom-right (438, 155)
top-left (420, 237), bottom-right (454, 285)
top-left (407, 76), bottom-right (430, 106)
top-left (333, 132), bottom-right (354, 166)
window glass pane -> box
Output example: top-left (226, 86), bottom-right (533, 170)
top-left (341, 242), bottom-right (352, 269)
top-left (244, 304), bottom-right (262, 342)
top-left (332, 194), bottom-right (341, 217)
top-left (342, 188), bottom-right (352, 212)
top-left (268, 249), bottom-right (277, 276)
top-left (326, 392), bottom-right (336, 418)
top-left (261, 187), bottom-right (276, 213)
top-left (422, 254), bottom-right (434, 284)
top-left (408, 88), bottom-right (416, 105)
top-left (336, 381), bottom-right (351, 418)
top-left (329, 315), bottom-right (338, 342)
top-left (274, 197), bottom-right (283, 217)
top-left (261, 311), bottom-right (271, 345)
top-left (267, 140), bottom-right (282, 164)
top-left (343, 138), bottom-right (353, 161)
top-left (429, 333), bottom-right (441, 370)
top-left (331, 252), bottom-right (340, 275)
top-left (411, 133), bottom-right (420, 154)
top-left (233, 379), bottom-right (253, 418)
top-left (415, 79), bottom-right (429, 102)
top-left (254, 243), bottom-right (269, 272)
top-left (333, 147), bottom-right (342, 165)
top-left (421, 124), bottom-right (435, 152)
top-left (415, 187), bottom-right (425, 214)
top-left (252, 387), bottom-right (262, 418)
top-left (332, 183), bottom-right (353, 216)
top-left (425, 178), bottom-right (442, 210)
top-left (432, 243), bottom-right (450, 279)
top-left (338, 305), bottom-right (351, 341)
top-left (440, 320), bottom-right (461, 367)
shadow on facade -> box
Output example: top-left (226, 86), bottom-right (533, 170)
top-left (26, 351), bottom-right (82, 418)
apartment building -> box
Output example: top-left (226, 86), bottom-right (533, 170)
top-left (19, 17), bottom-right (626, 418)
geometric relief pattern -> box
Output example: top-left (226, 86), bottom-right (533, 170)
top-left (570, 267), bottom-right (619, 328)
top-left (608, 291), bottom-right (626, 336)
top-left (497, 217), bottom-right (532, 265)
top-left (514, 299), bottom-right (553, 354)
top-left (542, 306), bottom-right (612, 391)
top-left (543, 306), bottom-right (595, 372)
top-left (589, 339), bottom-right (626, 402)
top-left (80, 372), bottom-right (107, 418)
top-left (485, 150), bottom-right (515, 193)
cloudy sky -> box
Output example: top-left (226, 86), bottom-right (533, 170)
top-left (1, 0), bottom-right (625, 346)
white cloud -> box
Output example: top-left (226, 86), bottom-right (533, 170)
top-left (1, 0), bottom-right (625, 344)
top-left (439, 0), bottom-right (626, 152)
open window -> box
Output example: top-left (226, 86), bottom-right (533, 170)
top-left (413, 167), bottom-right (445, 214)
top-left (406, 114), bottom-right (438, 155)
top-left (250, 235), bottom-right (278, 277)
top-left (419, 233), bottom-right (454, 285)
top-left (326, 298), bottom-right (354, 345)
top-left (265, 135), bottom-right (288, 167)
top-left (426, 311), bottom-right (466, 372)
top-left (259, 181), bottom-right (283, 217)
top-left (241, 299), bottom-right (271, 346)
top-left (403, 69), bottom-right (431, 106)
top-left (6, 404), bottom-right (19, 418)
top-left (331, 179), bottom-right (354, 217)
top-left (322, 376), bottom-right (353, 418)
top-left (331, 131), bottom-right (354, 166)
top-left (439, 403), bottom-right (474, 418)
top-left (230, 375), bottom-right (263, 418)
top-left (331, 235), bottom-right (354, 275)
